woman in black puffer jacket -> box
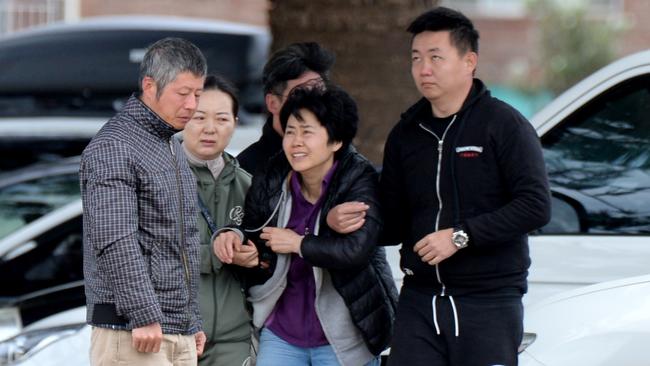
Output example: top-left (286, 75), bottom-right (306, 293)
top-left (214, 85), bottom-right (398, 366)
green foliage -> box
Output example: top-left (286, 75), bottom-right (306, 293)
top-left (531, 1), bottom-right (620, 94)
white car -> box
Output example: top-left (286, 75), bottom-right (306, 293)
top-left (519, 274), bottom-right (650, 365)
top-left (525, 48), bottom-right (650, 305)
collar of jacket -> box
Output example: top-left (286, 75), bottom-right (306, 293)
top-left (123, 93), bottom-right (181, 140)
top-left (400, 78), bottom-right (489, 126)
top-left (215, 152), bottom-right (239, 183)
top-left (260, 115), bottom-right (283, 147)
top-left (190, 151), bottom-right (242, 184)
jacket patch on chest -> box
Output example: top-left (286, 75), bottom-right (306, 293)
top-left (455, 145), bottom-right (483, 158)
top-left (229, 206), bottom-right (244, 225)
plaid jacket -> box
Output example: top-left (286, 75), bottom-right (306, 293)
top-left (81, 95), bottom-right (202, 334)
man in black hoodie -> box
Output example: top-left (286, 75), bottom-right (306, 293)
top-left (237, 42), bottom-right (334, 176)
top-left (382, 7), bottom-right (551, 366)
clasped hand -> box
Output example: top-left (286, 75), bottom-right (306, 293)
top-left (213, 231), bottom-right (260, 267)
top-left (259, 227), bottom-right (303, 254)
top-left (413, 228), bottom-right (457, 266)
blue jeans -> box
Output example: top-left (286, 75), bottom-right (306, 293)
top-left (256, 328), bottom-right (380, 366)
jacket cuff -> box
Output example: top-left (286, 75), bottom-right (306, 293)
top-left (460, 221), bottom-right (475, 247)
top-left (210, 227), bottom-right (245, 244)
top-left (127, 303), bottom-right (163, 329)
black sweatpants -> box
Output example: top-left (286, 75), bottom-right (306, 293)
top-left (387, 286), bottom-right (523, 366)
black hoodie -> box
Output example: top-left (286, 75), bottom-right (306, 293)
top-left (237, 116), bottom-right (283, 176)
top-left (380, 79), bottom-right (551, 296)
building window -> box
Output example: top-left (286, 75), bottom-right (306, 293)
top-left (0, 0), bottom-right (65, 35)
top-left (440, 0), bottom-right (624, 19)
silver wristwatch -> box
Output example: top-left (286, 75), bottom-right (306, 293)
top-left (452, 228), bottom-right (469, 249)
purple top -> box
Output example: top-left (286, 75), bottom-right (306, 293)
top-left (265, 162), bottom-right (339, 347)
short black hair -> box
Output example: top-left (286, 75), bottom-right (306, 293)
top-left (263, 42), bottom-right (335, 96)
top-left (203, 74), bottom-right (239, 117)
top-left (279, 85), bottom-right (357, 159)
top-left (407, 7), bottom-right (479, 55)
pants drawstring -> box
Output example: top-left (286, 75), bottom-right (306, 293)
top-left (431, 295), bottom-right (460, 337)
top-left (432, 295), bottom-right (441, 335)
top-left (449, 295), bottom-right (460, 337)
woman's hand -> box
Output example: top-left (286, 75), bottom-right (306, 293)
top-left (260, 227), bottom-right (303, 254)
top-left (213, 230), bottom-right (242, 264)
top-left (231, 240), bottom-right (260, 268)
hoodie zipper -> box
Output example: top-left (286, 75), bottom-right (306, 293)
top-left (169, 138), bottom-right (192, 329)
top-left (418, 115), bottom-right (457, 296)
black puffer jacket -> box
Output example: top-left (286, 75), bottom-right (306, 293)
top-left (241, 146), bottom-right (398, 355)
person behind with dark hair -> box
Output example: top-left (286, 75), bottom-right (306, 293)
top-left (81, 37), bottom-right (207, 366)
top-left (381, 6), bottom-right (551, 366)
top-left (181, 74), bottom-right (259, 366)
top-left (237, 42), bottom-right (334, 176)
top-left (214, 85), bottom-right (398, 366)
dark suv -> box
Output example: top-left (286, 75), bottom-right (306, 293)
top-left (0, 15), bottom-right (270, 171)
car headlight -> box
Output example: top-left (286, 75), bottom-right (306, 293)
top-left (518, 332), bottom-right (537, 353)
top-left (0, 323), bottom-right (85, 365)
top-left (0, 308), bottom-right (21, 342)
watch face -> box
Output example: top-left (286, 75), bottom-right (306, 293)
top-left (453, 230), bottom-right (468, 248)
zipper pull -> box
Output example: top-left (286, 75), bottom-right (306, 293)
top-left (169, 139), bottom-right (176, 156)
top-left (438, 140), bottom-right (444, 153)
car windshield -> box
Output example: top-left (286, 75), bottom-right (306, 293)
top-left (0, 173), bottom-right (80, 239)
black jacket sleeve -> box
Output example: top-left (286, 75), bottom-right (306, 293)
top-left (378, 125), bottom-right (410, 246)
top-left (228, 168), bottom-right (280, 286)
top-left (300, 164), bottom-right (383, 270)
top-left (465, 113), bottom-right (551, 246)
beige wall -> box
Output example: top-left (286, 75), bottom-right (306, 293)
top-left (621, 0), bottom-right (650, 56)
top-left (473, 17), bottom-right (538, 86)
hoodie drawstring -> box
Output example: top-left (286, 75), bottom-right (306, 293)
top-left (432, 295), bottom-right (460, 337)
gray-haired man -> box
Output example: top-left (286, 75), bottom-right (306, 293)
top-left (81, 37), bottom-right (207, 366)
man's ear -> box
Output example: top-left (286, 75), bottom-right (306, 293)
top-left (464, 52), bottom-right (478, 74)
top-left (265, 93), bottom-right (282, 115)
top-left (141, 76), bottom-right (158, 100)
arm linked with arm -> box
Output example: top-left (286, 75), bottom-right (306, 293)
top-left (213, 171), bottom-right (278, 285)
top-left (301, 166), bottom-right (383, 270)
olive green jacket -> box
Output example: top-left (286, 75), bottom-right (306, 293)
top-left (191, 152), bottom-right (252, 345)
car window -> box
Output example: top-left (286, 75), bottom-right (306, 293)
top-left (0, 215), bottom-right (83, 299)
top-left (0, 140), bottom-right (89, 173)
top-left (0, 173), bottom-right (80, 239)
top-left (541, 75), bottom-right (650, 234)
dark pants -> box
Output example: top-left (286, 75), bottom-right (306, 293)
top-left (387, 286), bottom-right (523, 366)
